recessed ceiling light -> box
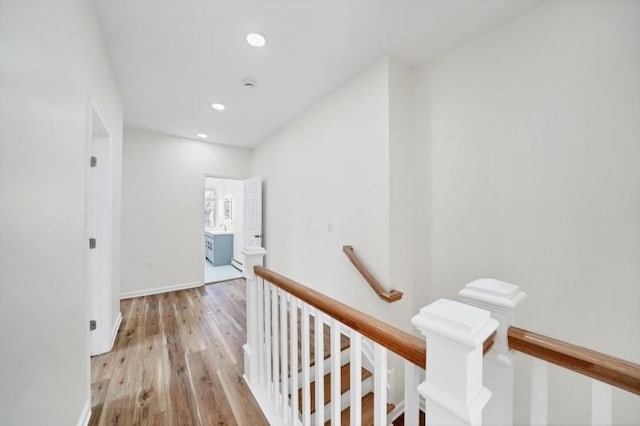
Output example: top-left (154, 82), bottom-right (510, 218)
top-left (197, 133), bottom-right (208, 139)
top-left (211, 103), bottom-right (225, 111)
top-left (246, 33), bottom-right (266, 48)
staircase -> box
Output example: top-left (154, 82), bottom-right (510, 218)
top-left (240, 249), bottom-right (426, 425)
top-left (288, 310), bottom-right (393, 424)
top-left (299, 364), bottom-right (371, 418)
top-left (242, 249), bottom-right (640, 426)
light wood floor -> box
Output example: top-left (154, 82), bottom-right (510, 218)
top-left (89, 279), bottom-right (268, 426)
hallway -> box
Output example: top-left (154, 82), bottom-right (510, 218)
top-left (89, 280), bottom-right (267, 425)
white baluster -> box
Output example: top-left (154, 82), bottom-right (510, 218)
top-left (241, 247), bottom-right (266, 385)
top-left (460, 278), bottom-right (526, 426)
top-left (412, 298), bottom-right (498, 426)
top-left (373, 343), bottom-right (388, 426)
top-left (591, 380), bottom-right (612, 426)
top-left (330, 318), bottom-right (342, 426)
top-left (272, 286), bottom-right (280, 403)
top-left (280, 290), bottom-right (289, 420)
top-left (290, 297), bottom-right (299, 424)
top-left (314, 311), bottom-right (325, 425)
top-left (302, 303), bottom-right (311, 425)
top-left (403, 361), bottom-right (421, 426)
top-left (264, 282), bottom-right (272, 394)
top-left (350, 332), bottom-right (362, 425)
top-left (530, 359), bottom-right (548, 426)
top-left (257, 277), bottom-right (265, 388)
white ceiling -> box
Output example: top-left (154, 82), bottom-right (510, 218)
top-left (95, 0), bottom-right (541, 149)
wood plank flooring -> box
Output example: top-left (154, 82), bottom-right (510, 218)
top-left (89, 279), bottom-right (268, 426)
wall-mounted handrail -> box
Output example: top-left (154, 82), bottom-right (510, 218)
top-left (508, 326), bottom-right (640, 395)
top-left (342, 245), bottom-right (403, 303)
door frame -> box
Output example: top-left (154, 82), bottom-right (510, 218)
top-left (201, 173), bottom-right (246, 284)
top-left (86, 98), bottom-right (113, 357)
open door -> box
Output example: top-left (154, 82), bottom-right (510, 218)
top-left (243, 176), bottom-right (262, 249)
top-left (87, 100), bottom-right (113, 356)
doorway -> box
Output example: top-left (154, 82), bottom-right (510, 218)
top-left (87, 100), bottom-right (114, 356)
top-left (203, 176), bottom-right (244, 283)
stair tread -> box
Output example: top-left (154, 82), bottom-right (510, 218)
top-left (275, 306), bottom-right (351, 371)
top-left (324, 392), bottom-right (394, 426)
top-left (392, 410), bottom-right (426, 426)
top-left (297, 363), bottom-right (372, 414)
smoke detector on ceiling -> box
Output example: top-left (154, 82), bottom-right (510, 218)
top-left (243, 78), bottom-right (256, 88)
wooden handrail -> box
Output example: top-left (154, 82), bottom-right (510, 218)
top-left (342, 245), bottom-right (403, 303)
top-left (483, 331), bottom-right (497, 355)
top-left (255, 266), bottom-right (496, 368)
top-left (508, 326), bottom-right (640, 395)
top-left (256, 265), bottom-right (424, 367)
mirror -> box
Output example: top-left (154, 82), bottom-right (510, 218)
top-left (223, 197), bottom-right (232, 220)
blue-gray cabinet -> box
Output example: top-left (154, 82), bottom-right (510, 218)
top-left (205, 233), bottom-right (233, 266)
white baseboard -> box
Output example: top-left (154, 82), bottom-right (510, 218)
top-left (120, 281), bottom-right (203, 299)
top-left (76, 400), bottom-right (91, 426)
top-left (231, 258), bottom-right (243, 272)
top-left (109, 311), bottom-right (122, 349)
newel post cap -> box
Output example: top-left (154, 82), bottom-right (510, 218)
top-left (242, 246), bottom-right (267, 279)
top-left (459, 279), bottom-right (526, 311)
top-left (412, 298), bottom-right (498, 348)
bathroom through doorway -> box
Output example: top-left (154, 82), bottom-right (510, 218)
top-left (203, 176), bottom-right (244, 284)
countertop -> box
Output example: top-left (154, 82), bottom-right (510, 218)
top-left (204, 229), bottom-right (234, 236)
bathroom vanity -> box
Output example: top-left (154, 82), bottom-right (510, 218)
top-left (204, 231), bottom-right (233, 266)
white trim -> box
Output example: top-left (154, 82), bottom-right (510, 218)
top-left (387, 400), bottom-right (405, 423)
top-left (86, 97), bottom-right (113, 357)
top-left (120, 281), bottom-right (203, 299)
top-left (76, 400), bottom-right (91, 426)
top-left (231, 258), bottom-right (243, 272)
top-left (109, 311), bottom-right (122, 349)
top-left (243, 376), bottom-right (296, 426)
top-left (203, 172), bottom-right (246, 180)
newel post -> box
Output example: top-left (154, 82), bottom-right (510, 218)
top-left (460, 279), bottom-right (526, 426)
top-left (412, 299), bottom-right (498, 426)
top-left (242, 246), bottom-right (267, 385)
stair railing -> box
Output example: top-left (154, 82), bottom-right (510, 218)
top-left (450, 279), bottom-right (640, 426)
top-left (244, 249), bottom-right (639, 425)
top-left (242, 248), bottom-right (497, 426)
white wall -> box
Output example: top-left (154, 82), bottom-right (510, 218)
top-left (388, 59), bottom-right (416, 329)
top-left (250, 58), bottom-right (423, 334)
top-left (252, 59), bottom-right (404, 324)
top-left (252, 58), bottom-right (427, 404)
top-left (121, 128), bottom-right (251, 296)
top-left (413, 1), bottom-right (640, 423)
top-left (0, 0), bottom-right (123, 424)
top-left (251, 2), bottom-right (639, 420)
